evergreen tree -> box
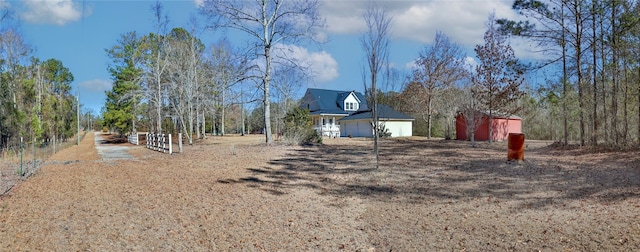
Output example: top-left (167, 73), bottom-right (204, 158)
top-left (103, 32), bottom-right (143, 135)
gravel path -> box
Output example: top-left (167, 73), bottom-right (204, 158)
top-left (93, 133), bottom-right (136, 161)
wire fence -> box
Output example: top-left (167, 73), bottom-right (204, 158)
top-left (0, 133), bottom-right (86, 195)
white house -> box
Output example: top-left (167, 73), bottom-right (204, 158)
top-left (340, 104), bottom-right (414, 137)
top-left (300, 88), bottom-right (413, 138)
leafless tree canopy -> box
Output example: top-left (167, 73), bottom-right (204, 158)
top-left (200, 0), bottom-right (324, 144)
top-left (472, 12), bottom-right (525, 142)
top-left (411, 31), bottom-right (468, 139)
top-left (361, 3), bottom-right (392, 168)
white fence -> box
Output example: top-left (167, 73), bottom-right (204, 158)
top-left (128, 133), bottom-right (139, 145)
top-left (315, 125), bottom-right (340, 138)
top-left (146, 133), bottom-right (173, 154)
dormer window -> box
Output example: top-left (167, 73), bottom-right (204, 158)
top-left (345, 102), bottom-right (358, 111)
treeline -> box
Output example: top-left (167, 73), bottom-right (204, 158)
top-left (102, 23), bottom-right (252, 145)
top-left (499, 0), bottom-right (640, 148)
top-left (104, 1), bottom-right (640, 149)
top-left (376, 1), bottom-right (640, 149)
top-left (0, 27), bottom-right (78, 150)
top-left (103, 2), bottom-right (315, 144)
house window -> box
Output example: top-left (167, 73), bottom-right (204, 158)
top-left (345, 102), bottom-right (358, 111)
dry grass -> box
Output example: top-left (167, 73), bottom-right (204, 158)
top-left (1, 133), bottom-right (640, 251)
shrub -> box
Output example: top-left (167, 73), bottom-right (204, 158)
top-left (377, 123), bottom-right (392, 138)
top-left (283, 107), bottom-right (322, 145)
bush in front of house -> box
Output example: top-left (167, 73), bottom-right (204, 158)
top-left (283, 107), bottom-right (322, 145)
top-left (377, 123), bottom-right (392, 138)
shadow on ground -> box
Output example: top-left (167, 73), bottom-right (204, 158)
top-left (99, 134), bottom-right (129, 144)
top-left (222, 138), bottom-right (640, 210)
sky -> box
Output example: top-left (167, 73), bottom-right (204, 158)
top-left (6, 0), bottom-right (532, 114)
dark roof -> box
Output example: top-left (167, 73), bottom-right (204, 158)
top-left (340, 104), bottom-right (414, 121)
top-left (301, 88), bottom-right (368, 115)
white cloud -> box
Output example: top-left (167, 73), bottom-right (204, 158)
top-left (193, 0), bottom-right (204, 7)
top-left (307, 50), bottom-right (339, 82)
top-left (321, 0), bottom-right (519, 48)
top-left (21, 0), bottom-right (84, 25)
top-left (405, 60), bottom-right (417, 70)
top-left (273, 44), bottom-right (339, 83)
top-left (78, 79), bottom-right (111, 93)
top-left (464, 56), bottom-right (478, 70)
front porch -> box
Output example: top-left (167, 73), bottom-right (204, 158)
top-left (315, 125), bottom-right (340, 138)
top-left (312, 115), bottom-right (343, 138)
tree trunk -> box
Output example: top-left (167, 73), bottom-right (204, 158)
top-left (591, 0), bottom-right (597, 146)
top-left (263, 45), bottom-right (273, 144)
top-left (427, 96), bottom-right (432, 139)
top-left (562, 6), bottom-right (569, 146)
top-left (221, 88), bottom-right (225, 136)
top-left (488, 110), bottom-right (493, 143)
top-left (611, 2), bottom-right (618, 147)
top-left (241, 86), bottom-right (245, 136)
top-left (623, 62), bottom-right (629, 146)
top-left (196, 99), bottom-right (201, 140)
top-left (470, 111), bottom-right (476, 148)
top-left (574, 1), bottom-right (585, 146)
top-left (156, 71), bottom-right (162, 134)
top-left (600, 9), bottom-right (608, 144)
top-left (637, 66), bottom-right (640, 145)
top-left (179, 117), bottom-right (191, 146)
top-left (202, 110), bottom-right (206, 138)
top-left (372, 67), bottom-right (379, 169)
top-left (188, 103), bottom-right (194, 145)
top-left (488, 93), bottom-right (493, 143)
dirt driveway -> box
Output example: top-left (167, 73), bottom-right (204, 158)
top-left (1, 133), bottom-right (639, 251)
top-left (93, 133), bottom-right (136, 161)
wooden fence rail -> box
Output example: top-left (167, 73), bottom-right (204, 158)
top-left (128, 133), bottom-right (139, 145)
top-left (146, 133), bottom-right (172, 154)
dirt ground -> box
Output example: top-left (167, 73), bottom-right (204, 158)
top-left (1, 132), bottom-right (640, 251)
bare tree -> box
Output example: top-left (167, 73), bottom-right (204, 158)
top-left (361, 3), bottom-right (392, 168)
top-left (200, 0), bottom-right (324, 144)
top-left (473, 12), bottom-right (525, 142)
top-left (411, 31), bottom-right (468, 139)
top-left (460, 85), bottom-right (484, 148)
top-left (437, 86), bottom-right (466, 140)
top-left (141, 1), bottom-right (171, 134)
top-left (209, 39), bottom-right (251, 136)
top-left (271, 64), bottom-right (306, 137)
top-left (164, 28), bottom-right (205, 145)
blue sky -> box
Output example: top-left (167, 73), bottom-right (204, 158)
top-left (8, 0), bottom-right (529, 114)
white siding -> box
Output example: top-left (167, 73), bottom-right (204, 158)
top-left (341, 120), bottom-right (412, 137)
top-left (343, 93), bottom-right (360, 111)
top-left (384, 121), bottom-right (413, 137)
top-left (341, 120), bottom-right (372, 137)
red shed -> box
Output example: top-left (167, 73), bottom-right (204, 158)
top-left (455, 111), bottom-right (522, 141)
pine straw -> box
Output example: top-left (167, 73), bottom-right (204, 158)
top-left (1, 134), bottom-right (640, 251)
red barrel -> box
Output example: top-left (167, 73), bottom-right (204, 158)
top-left (507, 133), bottom-right (525, 161)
